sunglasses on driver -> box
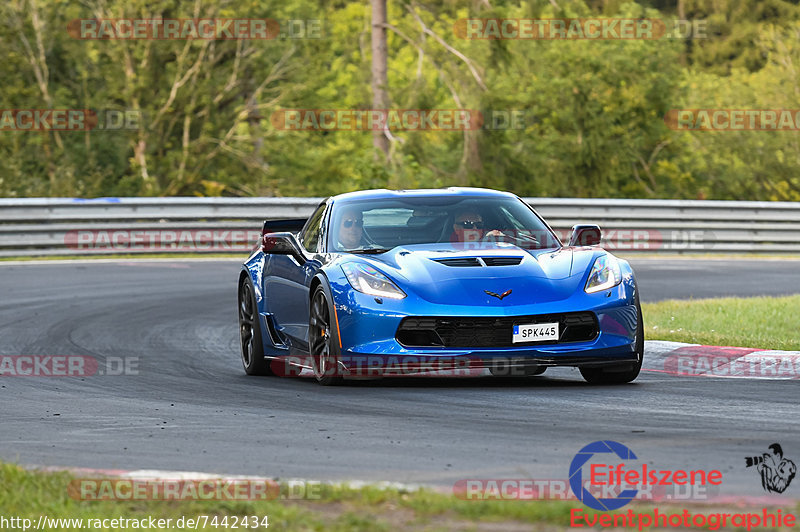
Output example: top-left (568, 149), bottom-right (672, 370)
top-left (456, 220), bottom-right (484, 229)
top-left (342, 219), bottom-right (363, 228)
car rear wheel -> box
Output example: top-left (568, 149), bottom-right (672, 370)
top-left (580, 302), bottom-right (644, 385)
top-left (309, 284), bottom-right (343, 386)
top-left (238, 278), bottom-right (272, 376)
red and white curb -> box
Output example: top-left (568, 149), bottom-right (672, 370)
top-left (643, 341), bottom-right (800, 380)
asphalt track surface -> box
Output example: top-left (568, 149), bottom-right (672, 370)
top-left (1, 258), bottom-right (799, 497)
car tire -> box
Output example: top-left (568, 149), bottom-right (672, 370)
top-left (238, 278), bottom-right (273, 376)
top-left (580, 300), bottom-right (644, 385)
top-left (309, 283), bottom-right (344, 386)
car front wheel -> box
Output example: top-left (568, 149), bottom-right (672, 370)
top-left (309, 283), bottom-right (344, 386)
top-left (238, 278), bottom-right (272, 376)
top-left (580, 302), bottom-right (644, 385)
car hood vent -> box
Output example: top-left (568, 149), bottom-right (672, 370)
top-left (482, 257), bottom-right (522, 266)
top-left (433, 256), bottom-right (523, 267)
top-left (434, 257), bottom-right (482, 267)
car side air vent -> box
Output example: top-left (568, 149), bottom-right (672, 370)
top-left (433, 257), bottom-right (482, 267)
top-left (481, 257), bottom-right (523, 266)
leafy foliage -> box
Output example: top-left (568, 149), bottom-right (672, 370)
top-left (1, 0), bottom-right (799, 199)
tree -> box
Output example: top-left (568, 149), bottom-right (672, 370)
top-left (371, 0), bottom-right (390, 160)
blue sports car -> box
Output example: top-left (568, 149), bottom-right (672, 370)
top-left (238, 188), bottom-right (643, 385)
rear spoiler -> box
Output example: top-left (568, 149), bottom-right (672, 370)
top-left (261, 218), bottom-right (307, 235)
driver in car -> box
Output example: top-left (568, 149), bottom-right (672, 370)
top-left (451, 209), bottom-right (504, 243)
top-left (334, 208), bottom-right (365, 251)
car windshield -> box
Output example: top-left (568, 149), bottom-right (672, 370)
top-left (328, 196), bottom-right (561, 252)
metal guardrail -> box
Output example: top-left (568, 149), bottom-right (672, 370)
top-left (1, 196), bottom-right (799, 257)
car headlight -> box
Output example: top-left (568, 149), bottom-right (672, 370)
top-left (342, 263), bottom-right (406, 299)
top-left (585, 254), bottom-right (622, 293)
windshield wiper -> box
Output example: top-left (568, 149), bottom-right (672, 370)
top-left (344, 248), bottom-right (393, 254)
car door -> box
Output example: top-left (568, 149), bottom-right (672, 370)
top-left (264, 203), bottom-right (327, 348)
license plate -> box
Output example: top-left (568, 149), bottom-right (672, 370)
top-left (512, 322), bottom-right (559, 343)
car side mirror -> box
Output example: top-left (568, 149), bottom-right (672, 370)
top-left (261, 218), bottom-right (307, 235)
top-left (262, 232), bottom-right (307, 264)
top-left (568, 224), bottom-right (602, 247)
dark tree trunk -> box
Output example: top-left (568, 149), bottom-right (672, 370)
top-left (371, 0), bottom-right (390, 159)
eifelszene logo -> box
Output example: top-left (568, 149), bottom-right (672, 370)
top-left (745, 443), bottom-right (797, 494)
top-left (570, 441), bottom-right (639, 511)
top-left (569, 440), bottom-right (723, 511)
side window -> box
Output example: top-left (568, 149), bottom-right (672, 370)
top-left (300, 204), bottom-right (326, 253)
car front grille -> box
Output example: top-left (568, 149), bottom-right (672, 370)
top-left (396, 312), bottom-right (599, 348)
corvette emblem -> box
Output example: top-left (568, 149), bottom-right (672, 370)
top-left (485, 289), bottom-right (512, 300)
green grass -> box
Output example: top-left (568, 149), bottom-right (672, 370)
top-left (0, 463), bottom-right (314, 531)
top-left (0, 462), bottom-right (592, 531)
top-left (642, 295), bottom-right (800, 351)
top-left (4, 462), bottom-right (798, 531)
